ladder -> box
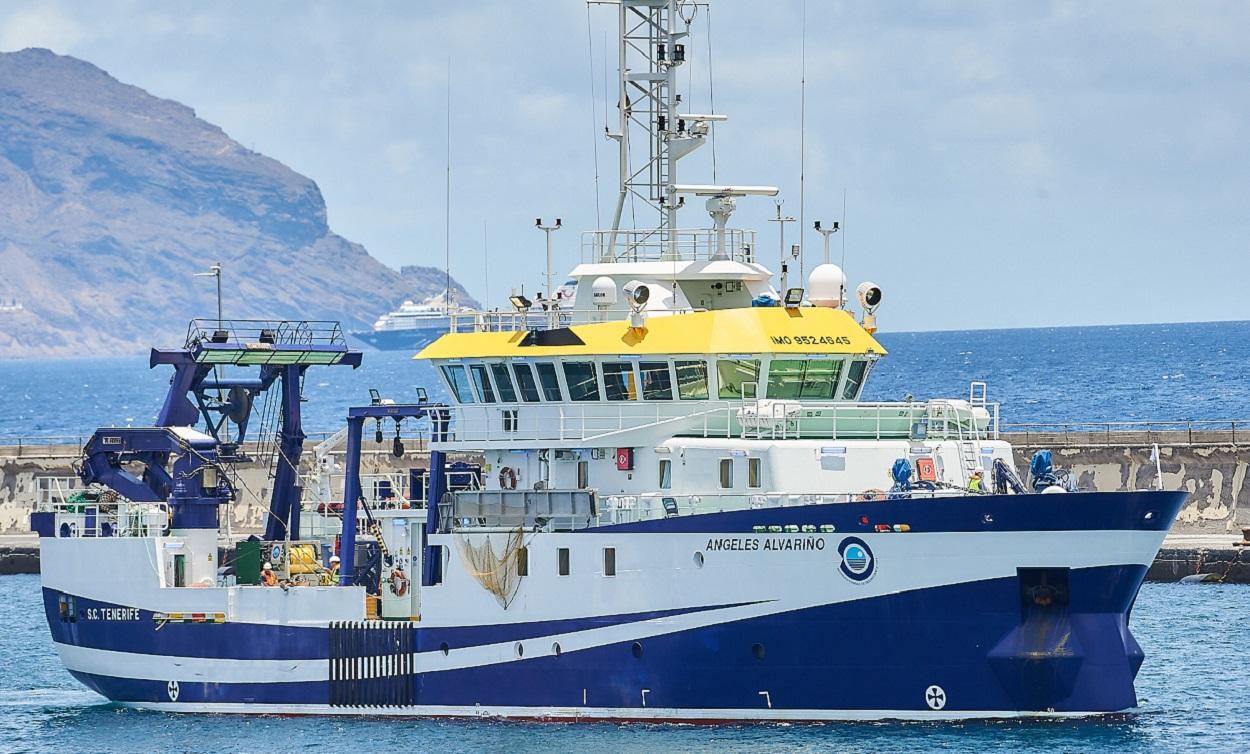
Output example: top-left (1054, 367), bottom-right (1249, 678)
top-left (959, 441), bottom-right (979, 478)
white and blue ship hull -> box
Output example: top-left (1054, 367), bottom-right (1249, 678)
top-left (40, 491), bottom-right (1184, 720)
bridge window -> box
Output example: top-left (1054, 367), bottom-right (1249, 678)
top-left (640, 362), bottom-right (673, 400)
top-left (719, 458), bottom-right (734, 488)
top-left (511, 363), bottom-right (542, 403)
top-left (469, 364), bottom-right (496, 403)
top-left (659, 459), bottom-right (672, 489)
top-left (441, 365), bottom-right (475, 403)
top-left (535, 362), bottom-right (563, 401)
top-left (675, 360), bottom-right (709, 400)
top-left (602, 362), bottom-right (637, 401)
top-left (563, 362), bottom-right (600, 402)
top-left (767, 359), bottom-right (843, 400)
top-left (490, 363), bottom-right (518, 403)
top-left (717, 359), bottom-right (760, 399)
top-left (842, 360), bottom-right (869, 400)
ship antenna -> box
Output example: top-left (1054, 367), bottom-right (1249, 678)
top-left (483, 220), bottom-right (490, 310)
top-left (444, 58), bottom-right (452, 314)
top-left (841, 188), bottom-right (848, 277)
top-left (706, 4), bottom-right (717, 182)
top-left (586, 3), bottom-right (602, 227)
top-left (798, 0), bottom-right (808, 284)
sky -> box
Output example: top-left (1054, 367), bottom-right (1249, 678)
top-left (1, 1), bottom-right (1248, 331)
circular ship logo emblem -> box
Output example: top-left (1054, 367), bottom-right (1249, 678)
top-left (838, 537), bottom-right (875, 582)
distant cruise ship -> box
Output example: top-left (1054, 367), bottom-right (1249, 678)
top-left (352, 283), bottom-right (577, 351)
top-left (350, 300), bottom-right (467, 351)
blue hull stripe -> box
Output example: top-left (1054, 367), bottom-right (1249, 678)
top-left (44, 590), bottom-right (761, 660)
top-left (588, 490), bottom-right (1186, 534)
top-left (62, 565), bottom-right (1150, 714)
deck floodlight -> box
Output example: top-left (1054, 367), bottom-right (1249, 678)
top-left (210, 330), bottom-right (229, 344)
top-left (509, 294), bottom-right (532, 311)
top-left (784, 287), bottom-right (805, 307)
top-left (415, 386), bottom-right (428, 403)
top-left (623, 281), bottom-right (650, 309)
top-left (259, 329), bottom-right (276, 344)
top-left (369, 388), bottom-right (381, 405)
top-left (856, 281), bottom-right (883, 312)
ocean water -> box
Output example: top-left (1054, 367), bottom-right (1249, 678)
top-left (1, 574), bottom-right (1246, 753)
top-left (1, 320), bottom-right (1248, 441)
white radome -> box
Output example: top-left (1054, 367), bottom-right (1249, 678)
top-left (591, 276), bottom-right (618, 308)
top-left (807, 264), bottom-right (847, 308)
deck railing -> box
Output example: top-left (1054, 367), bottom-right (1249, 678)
top-left (439, 398), bottom-right (1000, 445)
top-left (581, 227), bottom-right (757, 264)
top-left (40, 500), bottom-right (170, 538)
top-left (445, 307), bottom-right (708, 334)
top-left (447, 487), bottom-right (990, 532)
top-left (184, 318), bottom-right (346, 348)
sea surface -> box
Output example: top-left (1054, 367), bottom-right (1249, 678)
top-left (3, 321), bottom-right (1250, 751)
top-left (0, 574), bottom-right (1245, 753)
top-left (1, 320), bottom-right (1248, 442)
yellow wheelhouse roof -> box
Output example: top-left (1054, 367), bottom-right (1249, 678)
top-left (415, 306), bottom-right (886, 360)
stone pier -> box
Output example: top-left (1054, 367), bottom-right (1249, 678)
top-left (5, 431), bottom-right (1250, 580)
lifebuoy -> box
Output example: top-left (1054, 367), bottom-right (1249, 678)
top-left (389, 568), bottom-right (409, 597)
top-left (498, 466), bottom-right (518, 490)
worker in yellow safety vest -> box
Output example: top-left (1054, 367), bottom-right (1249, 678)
top-left (328, 555), bottom-right (341, 585)
top-left (968, 470), bottom-right (985, 493)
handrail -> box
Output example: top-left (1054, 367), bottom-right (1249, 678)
top-left (184, 318), bottom-right (346, 348)
top-left (445, 306), bottom-right (708, 334)
top-left (448, 486), bottom-right (1023, 532)
top-left (436, 398), bottom-right (1000, 445)
top-left (581, 227), bottom-right (758, 263)
top-left (41, 500), bottom-right (170, 538)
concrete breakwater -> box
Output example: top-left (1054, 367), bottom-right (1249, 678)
top-left (0, 439), bottom-right (438, 536)
top-left (3, 430), bottom-right (1250, 579)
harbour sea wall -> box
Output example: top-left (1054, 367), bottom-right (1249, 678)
top-left (3, 433), bottom-right (1250, 578)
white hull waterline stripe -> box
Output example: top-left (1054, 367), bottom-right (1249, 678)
top-left (125, 701), bottom-right (1127, 722)
top-left (55, 643), bottom-right (328, 684)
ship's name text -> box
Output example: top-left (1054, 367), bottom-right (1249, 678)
top-left (704, 537), bottom-right (826, 552)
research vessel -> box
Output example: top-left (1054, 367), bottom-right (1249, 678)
top-left (33, 0), bottom-right (1185, 720)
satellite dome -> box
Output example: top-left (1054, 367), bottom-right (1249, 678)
top-left (591, 276), bottom-right (618, 308)
top-left (807, 264), bottom-right (847, 307)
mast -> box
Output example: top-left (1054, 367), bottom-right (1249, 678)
top-left (596, 1), bottom-right (776, 266)
top-left (605, 0), bottom-right (696, 260)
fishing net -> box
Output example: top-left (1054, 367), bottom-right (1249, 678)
top-left (453, 527), bottom-right (526, 609)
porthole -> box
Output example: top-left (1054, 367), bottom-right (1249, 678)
top-left (752, 643), bottom-right (766, 660)
top-left (631, 642), bottom-right (643, 658)
top-left (515, 642), bottom-right (525, 658)
top-left (693, 551), bottom-right (705, 568)
top-left (439, 642), bottom-right (449, 656)
top-left (552, 642), bottom-right (562, 657)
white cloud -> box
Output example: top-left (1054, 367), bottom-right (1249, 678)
top-left (383, 139), bottom-right (423, 176)
top-left (0, 5), bottom-right (87, 52)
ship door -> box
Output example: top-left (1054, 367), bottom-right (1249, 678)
top-left (173, 554), bottom-right (186, 588)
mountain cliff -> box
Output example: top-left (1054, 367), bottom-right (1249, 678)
top-left (0, 48), bottom-right (474, 358)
